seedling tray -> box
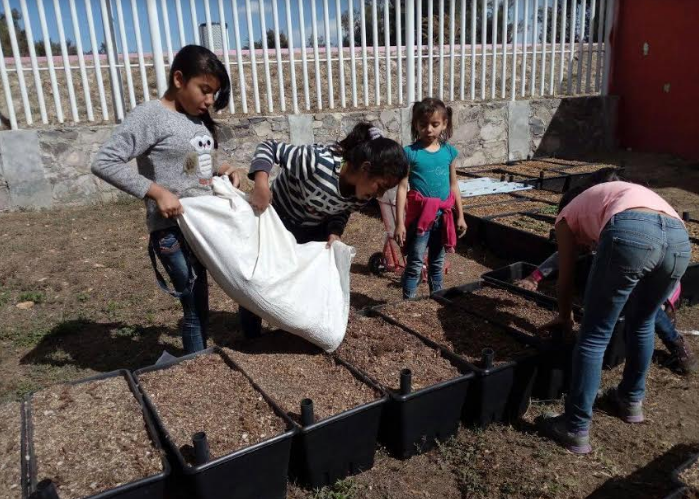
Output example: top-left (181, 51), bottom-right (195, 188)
top-left (24, 371), bottom-right (170, 499)
top-left (336, 313), bottom-right (475, 459)
top-left (374, 297), bottom-right (539, 428)
top-left (481, 212), bottom-right (558, 264)
top-left (134, 348), bottom-right (295, 499)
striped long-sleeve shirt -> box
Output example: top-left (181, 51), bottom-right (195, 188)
top-left (249, 140), bottom-right (366, 236)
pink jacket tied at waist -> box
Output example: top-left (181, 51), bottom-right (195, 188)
top-left (405, 189), bottom-right (457, 252)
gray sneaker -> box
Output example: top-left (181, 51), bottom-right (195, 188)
top-left (599, 387), bottom-right (644, 424)
top-left (537, 413), bottom-right (592, 454)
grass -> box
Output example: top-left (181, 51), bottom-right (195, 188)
top-left (311, 479), bottom-right (357, 499)
top-left (18, 291), bottom-right (45, 304)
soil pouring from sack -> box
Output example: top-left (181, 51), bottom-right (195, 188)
top-left (0, 402), bottom-right (22, 498)
top-left (449, 286), bottom-right (578, 341)
top-left (225, 332), bottom-right (380, 424)
top-left (336, 313), bottom-right (461, 392)
top-left (466, 201), bottom-right (552, 218)
top-left (496, 214), bottom-right (554, 237)
top-left (381, 300), bottom-right (531, 368)
top-left (680, 458), bottom-right (699, 493)
top-left (138, 353), bottom-right (287, 464)
top-left (31, 377), bottom-right (163, 499)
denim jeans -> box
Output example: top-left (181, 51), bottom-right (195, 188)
top-left (566, 211), bottom-right (690, 431)
top-left (402, 216), bottom-right (446, 299)
top-left (655, 308), bottom-right (680, 348)
top-left (150, 227), bottom-right (209, 354)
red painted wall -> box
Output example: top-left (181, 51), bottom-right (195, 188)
top-left (610, 0), bottom-right (699, 160)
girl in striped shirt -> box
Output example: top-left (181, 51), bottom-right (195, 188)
top-left (242, 123), bottom-right (409, 337)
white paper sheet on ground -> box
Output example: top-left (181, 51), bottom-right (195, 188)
top-left (458, 178), bottom-right (533, 198)
top-left (177, 177), bottom-right (355, 352)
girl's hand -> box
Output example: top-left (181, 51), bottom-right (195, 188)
top-left (250, 184), bottom-right (272, 214)
top-left (394, 223), bottom-right (407, 247)
top-left (456, 216), bottom-right (468, 238)
top-left (147, 183), bottom-right (183, 218)
top-left (516, 276), bottom-right (539, 291)
top-left (218, 163), bottom-right (242, 188)
top-left (539, 315), bottom-right (574, 334)
top-left (327, 234), bottom-right (341, 248)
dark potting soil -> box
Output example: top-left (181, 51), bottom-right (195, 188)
top-left (535, 158), bottom-right (590, 166)
top-left (451, 286), bottom-right (578, 341)
top-left (138, 353), bottom-right (287, 465)
top-left (495, 214), bottom-right (554, 237)
top-left (0, 402), bottom-right (22, 499)
top-left (556, 164), bottom-right (614, 174)
top-left (680, 457), bottom-right (699, 493)
top-left (681, 458), bottom-right (699, 493)
top-left (31, 377), bottom-right (163, 499)
top-left (337, 314), bottom-right (461, 392)
top-left (687, 222), bottom-right (699, 240)
top-left (466, 201), bottom-right (551, 218)
top-left (225, 332), bottom-right (380, 424)
top-left (501, 165), bottom-right (564, 178)
top-left (462, 194), bottom-right (519, 207)
top-left (513, 190), bottom-right (562, 204)
top-left (381, 299), bottom-right (531, 367)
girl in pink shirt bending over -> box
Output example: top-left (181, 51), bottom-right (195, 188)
top-left (538, 175), bottom-right (691, 455)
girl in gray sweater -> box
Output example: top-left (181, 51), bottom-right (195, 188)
top-left (92, 45), bottom-right (237, 354)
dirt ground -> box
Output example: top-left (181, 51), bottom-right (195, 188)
top-left (1, 151), bottom-right (698, 498)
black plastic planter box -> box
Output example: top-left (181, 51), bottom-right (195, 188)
top-left (223, 341), bottom-right (387, 490)
top-left (374, 296), bottom-right (539, 428)
top-left (134, 348), bottom-right (295, 499)
top-left (481, 212), bottom-right (557, 264)
top-left (480, 261), bottom-right (627, 371)
top-left (462, 199), bottom-right (552, 247)
top-left (336, 313), bottom-right (475, 460)
top-left (666, 452), bottom-right (699, 499)
top-left (283, 357), bottom-right (386, 489)
top-left (24, 370), bottom-right (170, 499)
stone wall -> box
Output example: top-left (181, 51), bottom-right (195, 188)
top-left (0, 95), bottom-right (617, 211)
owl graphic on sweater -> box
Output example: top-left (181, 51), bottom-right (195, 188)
top-left (184, 134), bottom-right (214, 185)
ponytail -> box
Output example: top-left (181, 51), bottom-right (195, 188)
top-left (335, 122), bottom-right (408, 181)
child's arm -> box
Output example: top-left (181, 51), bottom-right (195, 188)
top-left (449, 157), bottom-right (467, 236)
top-left (394, 176), bottom-right (409, 246)
top-left (91, 106), bottom-right (180, 218)
top-left (248, 140), bottom-right (315, 213)
top-left (517, 251), bottom-right (560, 291)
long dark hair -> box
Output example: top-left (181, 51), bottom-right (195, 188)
top-left (410, 97), bottom-right (454, 142)
top-left (168, 45), bottom-right (230, 146)
top-left (558, 167), bottom-right (622, 212)
top-left (336, 123), bottom-right (408, 181)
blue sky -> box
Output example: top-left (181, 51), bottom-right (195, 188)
top-left (5, 0), bottom-right (344, 52)
top-left (5, 0), bottom-right (552, 54)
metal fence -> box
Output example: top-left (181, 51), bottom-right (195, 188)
top-left (0, 0), bottom-right (616, 129)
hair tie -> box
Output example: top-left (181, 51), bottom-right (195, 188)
top-left (368, 127), bottom-right (384, 140)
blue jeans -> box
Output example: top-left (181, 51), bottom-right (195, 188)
top-left (402, 217), bottom-right (446, 299)
top-left (566, 211), bottom-right (690, 431)
top-left (655, 308), bottom-right (680, 347)
top-left (150, 227), bottom-right (209, 354)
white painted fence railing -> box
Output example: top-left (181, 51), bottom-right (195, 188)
top-left (0, 0), bottom-right (616, 129)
